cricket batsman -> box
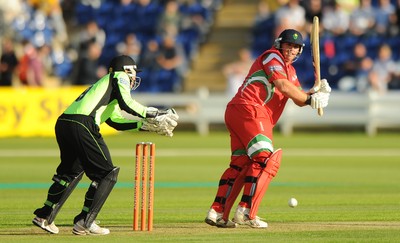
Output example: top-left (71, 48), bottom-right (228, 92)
top-left (32, 55), bottom-right (179, 235)
top-left (205, 29), bottom-right (331, 228)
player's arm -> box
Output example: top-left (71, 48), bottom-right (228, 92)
top-left (111, 72), bottom-right (175, 119)
top-left (105, 111), bottom-right (142, 131)
top-left (274, 78), bottom-right (331, 109)
top-left (262, 54), bottom-right (309, 107)
top-left (273, 78), bottom-right (309, 107)
top-left (104, 107), bottom-right (178, 137)
top-left (112, 72), bottom-right (148, 118)
top-left (111, 73), bottom-right (179, 135)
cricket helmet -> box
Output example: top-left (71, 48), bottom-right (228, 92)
top-left (274, 29), bottom-right (305, 60)
top-left (108, 55), bottom-right (141, 73)
top-left (108, 55), bottom-right (142, 90)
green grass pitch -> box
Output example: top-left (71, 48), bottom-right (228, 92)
top-left (0, 131), bottom-right (399, 242)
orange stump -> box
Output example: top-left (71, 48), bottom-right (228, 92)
top-left (133, 142), bottom-right (155, 231)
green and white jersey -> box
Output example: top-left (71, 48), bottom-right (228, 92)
top-left (63, 71), bottom-right (147, 131)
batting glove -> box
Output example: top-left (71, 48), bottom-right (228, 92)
top-left (310, 79), bottom-right (331, 94)
top-left (310, 92), bottom-right (330, 109)
top-left (319, 79), bottom-right (331, 93)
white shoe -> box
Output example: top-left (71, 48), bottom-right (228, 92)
top-left (72, 219), bottom-right (110, 235)
top-left (216, 218), bottom-right (237, 228)
top-left (32, 216), bottom-right (59, 234)
top-left (204, 208), bottom-right (222, 226)
top-left (233, 206), bottom-right (268, 228)
top-left (232, 206), bottom-right (248, 224)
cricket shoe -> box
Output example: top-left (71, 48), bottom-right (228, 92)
top-left (216, 218), bottom-right (237, 228)
top-left (233, 206), bottom-right (268, 228)
top-left (72, 219), bottom-right (110, 235)
top-left (204, 208), bottom-right (222, 226)
top-left (32, 216), bottom-right (59, 234)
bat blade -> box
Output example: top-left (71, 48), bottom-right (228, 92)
top-left (310, 16), bottom-right (323, 116)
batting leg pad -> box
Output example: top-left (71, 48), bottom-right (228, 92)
top-left (47, 171), bottom-right (84, 224)
top-left (240, 149), bottom-right (282, 219)
top-left (211, 166), bottom-right (242, 212)
top-left (222, 165), bottom-right (249, 221)
top-left (84, 167), bottom-right (120, 228)
top-left (262, 148), bottom-right (282, 177)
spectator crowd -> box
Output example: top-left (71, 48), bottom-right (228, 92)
top-left (0, 0), bottom-right (399, 94)
top-left (251, 0), bottom-right (400, 94)
top-left (0, 0), bottom-right (222, 92)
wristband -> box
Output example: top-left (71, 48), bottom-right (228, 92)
top-left (305, 95), bottom-right (311, 105)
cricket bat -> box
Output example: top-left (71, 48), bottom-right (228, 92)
top-left (310, 16), bottom-right (323, 116)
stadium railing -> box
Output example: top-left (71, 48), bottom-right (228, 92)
top-left (367, 91), bottom-right (400, 136)
top-left (133, 90), bottom-right (400, 136)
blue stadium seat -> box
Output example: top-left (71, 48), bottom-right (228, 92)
top-left (251, 16), bottom-right (275, 56)
top-left (53, 56), bottom-right (73, 80)
top-left (177, 28), bottom-right (200, 60)
top-left (334, 35), bottom-right (358, 53)
top-left (361, 35), bottom-right (384, 49)
top-left (387, 36), bottom-right (400, 60)
top-left (99, 47), bottom-right (117, 67)
top-left (94, 2), bottom-right (116, 30)
top-left (153, 69), bottom-right (180, 92)
top-left (180, 1), bottom-right (211, 23)
top-left (133, 2), bottom-right (162, 41)
top-left (134, 68), bottom-right (153, 92)
top-left (75, 3), bottom-right (95, 25)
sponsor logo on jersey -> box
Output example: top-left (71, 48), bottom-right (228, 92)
top-left (119, 77), bottom-right (130, 86)
top-left (269, 65), bottom-right (283, 72)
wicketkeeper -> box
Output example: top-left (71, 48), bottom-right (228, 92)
top-left (32, 55), bottom-right (179, 235)
top-left (205, 29), bottom-right (331, 228)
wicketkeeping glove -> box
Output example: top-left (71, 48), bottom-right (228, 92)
top-left (141, 108), bottom-right (179, 137)
top-left (141, 119), bottom-right (175, 137)
top-left (145, 106), bottom-right (160, 118)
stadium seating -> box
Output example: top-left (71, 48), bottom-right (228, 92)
top-left (8, 1), bottom-right (399, 92)
top-left (249, 0), bottom-right (400, 91)
top-left (70, 0), bottom-right (216, 92)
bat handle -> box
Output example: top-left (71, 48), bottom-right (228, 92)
top-left (318, 108), bottom-right (323, 116)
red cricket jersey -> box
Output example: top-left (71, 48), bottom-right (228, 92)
top-left (229, 47), bottom-right (302, 125)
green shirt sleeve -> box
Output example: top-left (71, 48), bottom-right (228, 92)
top-left (63, 72), bottom-right (148, 127)
top-left (105, 107), bottom-right (143, 131)
top-left (112, 72), bottom-right (147, 118)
